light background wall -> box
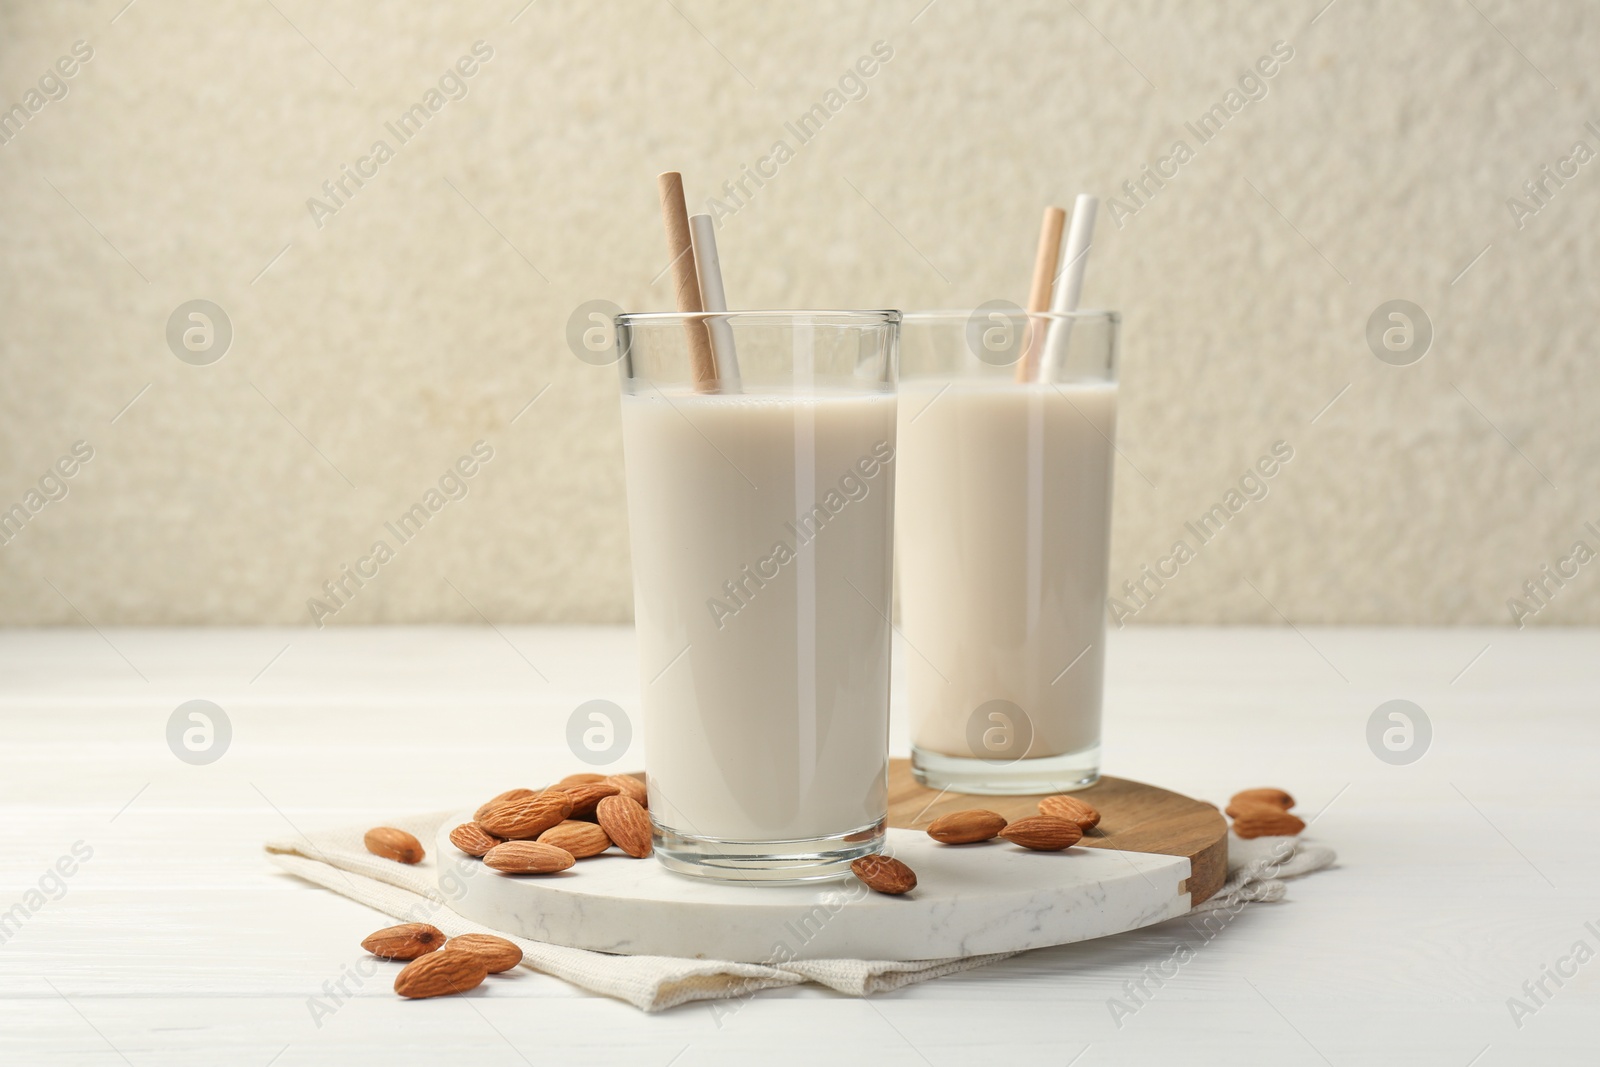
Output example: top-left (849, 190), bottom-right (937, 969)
top-left (1, 0), bottom-right (1597, 627)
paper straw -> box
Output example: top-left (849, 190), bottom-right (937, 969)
top-left (1037, 194), bottom-right (1098, 382)
top-left (689, 213), bottom-right (741, 390)
top-left (656, 172), bottom-right (717, 389)
top-left (1016, 205), bottom-right (1066, 383)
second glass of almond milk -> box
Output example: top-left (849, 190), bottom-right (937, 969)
top-left (896, 308), bottom-right (1118, 794)
top-left (616, 310), bottom-right (899, 880)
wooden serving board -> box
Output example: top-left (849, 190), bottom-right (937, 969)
top-left (440, 761), bottom-right (1228, 962)
top-left (888, 758), bottom-right (1229, 904)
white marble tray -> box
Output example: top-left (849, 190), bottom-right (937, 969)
top-left (438, 815), bottom-right (1190, 962)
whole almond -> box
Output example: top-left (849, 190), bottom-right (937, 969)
top-left (605, 774), bottom-right (649, 808)
top-left (926, 809), bottom-right (1007, 844)
top-left (364, 827), bottom-right (425, 864)
top-left (851, 854), bottom-right (917, 895)
top-left (558, 772), bottom-right (607, 788)
top-left (475, 787), bottom-right (538, 822)
top-left (538, 820), bottom-right (612, 858)
top-left (1038, 795), bottom-right (1101, 830)
top-left (478, 791), bottom-right (573, 839)
top-left (448, 823), bottom-right (504, 857)
top-left (445, 933), bottom-right (523, 973)
top-left (595, 795), bottom-right (652, 857)
top-left (998, 815), bottom-right (1083, 851)
top-left (1224, 801), bottom-right (1276, 819)
top-left (564, 781), bottom-right (622, 817)
top-left (1230, 787), bottom-right (1294, 811)
top-left (361, 922), bottom-right (445, 960)
top-left (483, 840), bottom-right (577, 874)
top-left (1231, 808), bottom-right (1306, 839)
top-left (394, 950), bottom-right (489, 999)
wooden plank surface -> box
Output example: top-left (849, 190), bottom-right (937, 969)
top-left (887, 760), bottom-right (1229, 904)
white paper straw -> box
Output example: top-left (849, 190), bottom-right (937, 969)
top-left (1037, 194), bottom-right (1098, 381)
top-left (689, 213), bottom-right (741, 389)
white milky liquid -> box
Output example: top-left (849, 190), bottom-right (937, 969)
top-left (620, 389), bottom-right (897, 842)
top-left (896, 380), bottom-right (1116, 761)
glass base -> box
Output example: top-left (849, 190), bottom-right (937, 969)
top-left (653, 818), bottom-right (887, 884)
top-left (911, 744), bottom-right (1100, 795)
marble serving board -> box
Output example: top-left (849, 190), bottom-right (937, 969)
top-left (439, 761), bottom-right (1226, 963)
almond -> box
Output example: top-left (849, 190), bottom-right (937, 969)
top-left (926, 809), bottom-right (1007, 844)
top-left (564, 781), bottom-right (622, 817)
top-left (538, 820), bottom-right (612, 858)
top-left (1229, 787), bottom-right (1295, 811)
top-left (558, 772), bottom-right (607, 788)
top-left (445, 933), bottom-right (522, 973)
top-left (1231, 808), bottom-right (1305, 839)
top-left (605, 774), bottom-right (649, 808)
top-left (478, 791), bottom-right (573, 839)
top-left (1038, 794), bottom-right (1101, 830)
top-left (595, 795), bottom-right (652, 857)
top-left (361, 922), bottom-right (445, 960)
top-left (997, 815), bottom-right (1083, 851)
top-left (448, 823), bottom-right (504, 858)
top-left (364, 826), bottom-right (425, 864)
top-left (851, 854), bottom-right (917, 895)
top-left (394, 950), bottom-right (489, 999)
top-left (475, 787), bottom-right (538, 822)
top-left (482, 840), bottom-right (577, 874)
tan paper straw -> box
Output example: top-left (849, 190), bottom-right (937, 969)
top-left (1017, 205), bottom-right (1066, 383)
top-left (657, 172), bottom-right (717, 389)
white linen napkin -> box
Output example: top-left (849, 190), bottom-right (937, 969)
top-left (265, 812), bottom-right (1335, 1012)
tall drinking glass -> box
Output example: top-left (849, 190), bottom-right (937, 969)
top-left (896, 309), bottom-right (1118, 793)
top-left (615, 310), bottom-right (900, 880)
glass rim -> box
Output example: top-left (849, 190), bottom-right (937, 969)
top-left (902, 308), bottom-right (1119, 324)
top-left (615, 309), bottom-right (901, 326)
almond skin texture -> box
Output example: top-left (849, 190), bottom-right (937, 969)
top-left (475, 787), bottom-right (538, 822)
top-left (445, 934), bottom-right (523, 973)
top-left (1230, 787), bottom-right (1294, 811)
top-left (606, 774), bottom-right (649, 808)
top-left (1224, 801), bottom-right (1278, 819)
top-left (478, 791), bottom-right (573, 839)
top-left (595, 795), bottom-right (653, 857)
top-left (926, 809), bottom-right (1007, 844)
top-left (998, 815), bottom-right (1083, 851)
top-left (361, 923), bottom-right (445, 960)
top-left (483, 841), bottom-right (577, 874)
top-left (564, 781), bottom-right (622, 817)
top-left (364, 827), bottom-right (425, 864)
top-left (394, 951), bottom-right (489, 999)
top-left (1038, 795), bottom-right (1101, 830)
top-left (1231, 809), bottom-right (1306, 839)
top-left (538, 820), bottom-right (612, 858)
top-left (448, 823), bottom-right (504, 857)
top-left (852, 855), bottom-right (917, 895)
top-left (558, 772), bottom-right (607, 788)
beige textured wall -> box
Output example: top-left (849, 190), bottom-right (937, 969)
top-left (2, 0), bottom-right (1597, 627)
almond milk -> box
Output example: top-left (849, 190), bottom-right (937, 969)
top-left (896, 379), bottom-right (1116, 784)
top-left (620, 388), bottom-right (897, 846)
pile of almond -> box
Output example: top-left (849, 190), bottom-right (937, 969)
top-left (850, 793), bottom-right (1101, 896)
top-left (1224, 787), bottom-right (1306, 838)
top-left (465, 773), bottom-right (652, 869)
top-left (360, 922), bottom-right (524, 999)
top-left (363, 772), bottom-right (653, 880)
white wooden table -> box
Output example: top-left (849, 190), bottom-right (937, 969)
top-left (1, 626), bottom-right (1594, 1064)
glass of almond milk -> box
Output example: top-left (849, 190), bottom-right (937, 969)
top-left (896, 308), bottom-right (1118, 794)
top-left (615, 310), bottom-right (899, 880)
